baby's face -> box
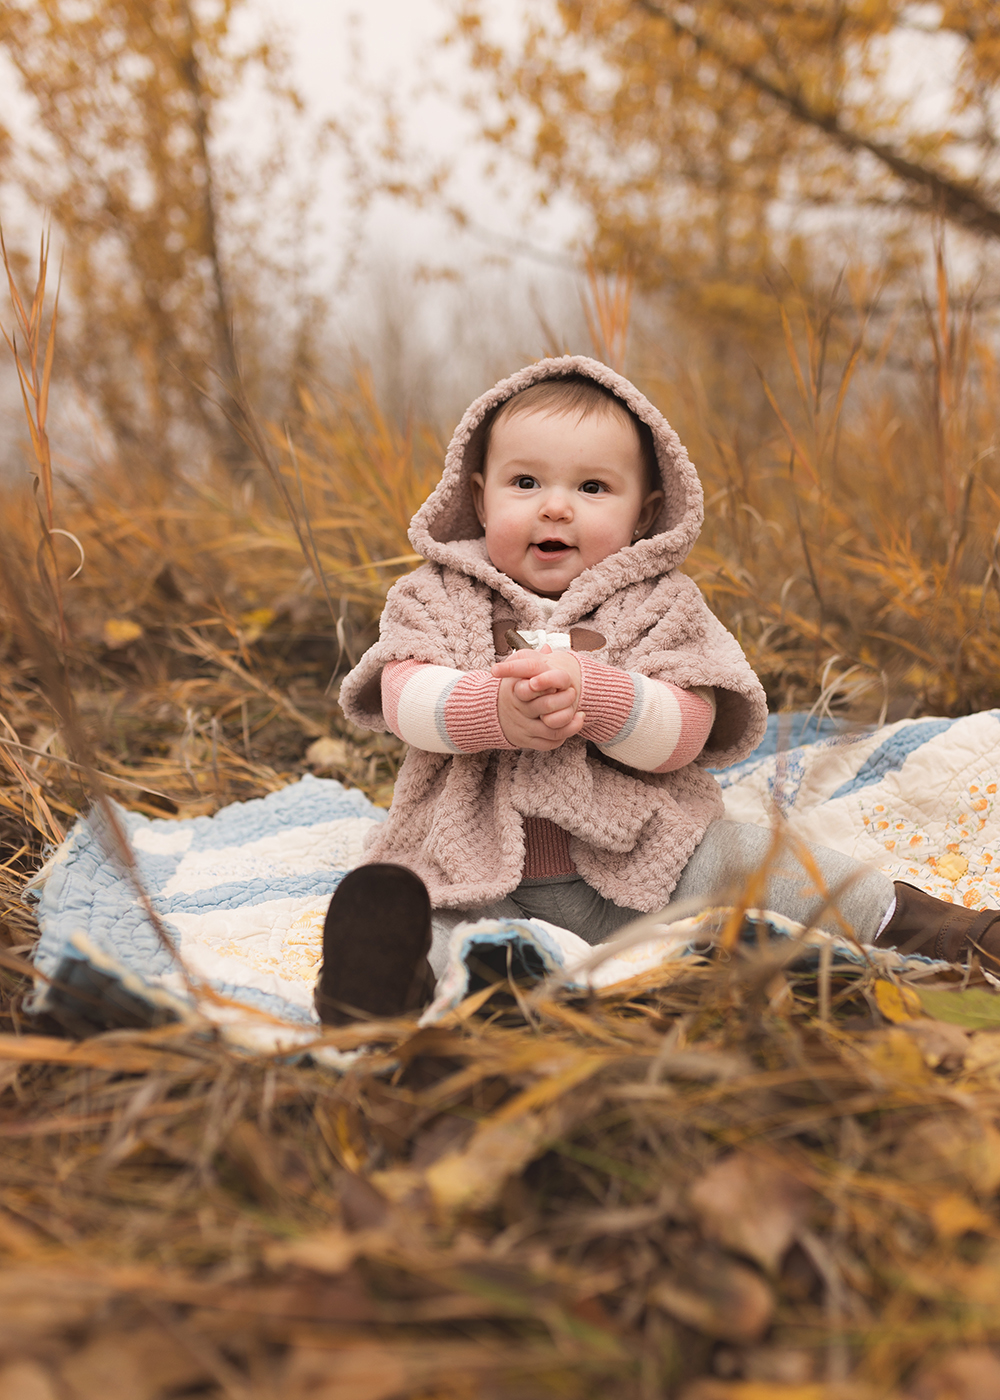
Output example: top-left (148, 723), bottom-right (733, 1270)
top-left (470, 407), bottom-right (662, 597)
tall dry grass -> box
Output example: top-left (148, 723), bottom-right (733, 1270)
top-left (3, 250), bottom-right (1000, 1398)
top-left (647, 251), bottom-right (1000, 721)
top-left (4, 369), bottom-right (442, 654)
top-left (0, 245), bottom-right (995, 1003)
top-left (0, 246), bottom-right (996, 835)
top-left (0, 246), bottom-right (996, 883)
top-left (2, 939), bottom-right (1000, 1398)
top-left (0, 343), bottom-right (445, 907)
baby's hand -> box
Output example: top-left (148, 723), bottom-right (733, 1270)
top-left (493, 647), bottom-right (583, 723)
top-left (492, 647), bottom-right (584, 749)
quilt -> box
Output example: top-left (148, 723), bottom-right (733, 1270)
top-left (25, 710), bottom-right (1000, 1052)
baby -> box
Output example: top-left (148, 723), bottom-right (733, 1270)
top-left (316, 357), bottom-right (1000, 1023)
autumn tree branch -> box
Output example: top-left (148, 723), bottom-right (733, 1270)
top-left (635, 0), bottom-right (1000, 241)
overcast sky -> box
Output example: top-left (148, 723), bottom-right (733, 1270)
top-left (248, 0), bottom-right (574, 269)
top-left (249, 0), bottom-right (588, 413)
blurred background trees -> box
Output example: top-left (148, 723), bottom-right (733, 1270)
top-left (0, 0), bottom-right (998, 741)
top-left (0, 0), bottom-right (321, 477)
top-left (455, 2), bottom-right (1000, 292)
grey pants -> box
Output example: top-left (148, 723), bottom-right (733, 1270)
top-left (428, 818), bottom-right (895, 973)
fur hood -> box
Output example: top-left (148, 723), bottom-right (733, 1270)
top-left (407, 354), bottom-right (705, 625)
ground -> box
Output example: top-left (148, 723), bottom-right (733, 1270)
top-left (2, 638), bottom-right (1000, 1399)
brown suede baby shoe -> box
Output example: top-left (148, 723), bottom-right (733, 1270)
top-left (314, 864), bottom-right (436, 1026)
top-left (873, 882), bottom-right (1000, 967)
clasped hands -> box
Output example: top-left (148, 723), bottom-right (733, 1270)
top-left (492, 645), bottom-right (584, 750)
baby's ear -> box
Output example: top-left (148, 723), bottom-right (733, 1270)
top-left (470, 471), bottom-right (487, 527)
top-left (636, 488), bottom-right (664, 536)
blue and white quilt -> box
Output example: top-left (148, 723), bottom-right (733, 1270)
top-left (25, 711), bottom-right (1000, 1052)
top-left (719, 709), bottom-right (1000, 910)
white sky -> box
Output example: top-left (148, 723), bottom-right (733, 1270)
top-left (265, 0), bottom-right (574, 261)
top-left (246, 0), bottom-right (589, 414)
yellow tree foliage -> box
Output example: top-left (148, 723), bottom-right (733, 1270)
top-left (0, 0), bottom-right (311, 475)
top-left (454, 1), bottom-right (1000, 299)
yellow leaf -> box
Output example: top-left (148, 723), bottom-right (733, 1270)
top-left (305, 736), bottom-right (353, 772)
top-left (861, 1028), bottom-right (933, 1085)
top-left (240, 607), bottom-right (275, 629)
top-left (239, 606), bottom-right (276, 644)
top-left (102, 618), bottom-right (143, 649)
top-left (873, 978), bottom-right (924, 1024)
top-left (930, 1192), bottom-right (993, 1240)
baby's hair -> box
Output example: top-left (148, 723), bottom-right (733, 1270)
top-left (481, 374), bottom-right (659, 494)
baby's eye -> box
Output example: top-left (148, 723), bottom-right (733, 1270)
top-left (579, 480), bottom-right (606, 495)
top-left (515, 475), bottom-right (538, 490)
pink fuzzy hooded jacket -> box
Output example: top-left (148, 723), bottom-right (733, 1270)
top-left (338, 355), bottom-right (768, 912)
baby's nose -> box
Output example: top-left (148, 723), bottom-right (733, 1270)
top-left (540, 489), bottom-right (573, 518)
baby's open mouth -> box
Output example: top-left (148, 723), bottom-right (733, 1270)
top-left (534, 539), bottom-right (571, 553)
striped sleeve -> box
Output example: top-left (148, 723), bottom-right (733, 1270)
top-left (577, 654), bottom-right (716, 772)
top-left (381, 660), bottom-right (514, 753)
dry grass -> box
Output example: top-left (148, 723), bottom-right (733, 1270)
top-left (3, 912), bottom-right (1000, 1398)
top-left (2, 251), bottom-right (1000, 1395)
top-left (656, 252), bottom-right (1000, 721)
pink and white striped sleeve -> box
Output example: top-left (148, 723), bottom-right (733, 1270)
top-left (381, 659), bottom-right (514, 753)
top-left (577, 654), bottom-right (716, 772)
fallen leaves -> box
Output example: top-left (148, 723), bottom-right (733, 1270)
top-left (874, 979), bottom-right (925, 1024)
top-left (857, 1027), bottom-right (935, 1087)
top-left (899, 1018), bottom-right (969, 1072)
top-left (915, 986), bottom-right (1000, 1029)
top-left (927, 1192), bottom-right (993, 1241)
top-left (4, 942), bottom-right (1000, 1394)
top-left (101, 618), bottom-right (143, 650)
top-left (649, 1250), bottom-right (774, 1343)
top-left (894, 1115), bottom-right (1000, 1196)
top-left (304, 736), bottom-right (356, 773)
top-left (58, 1324), bottom-right (210, 1400)
top-left (961, 1030), bottom-right (1000, 1079)
top-left (267, 1226), bottom-right (382, 1276)
top-left (689, 1153), bottom-right (814, 1274)
top-left (906, 1346), bottom-right (1000, 1400)
top-left (424, 1051), bottom-right (609, 1213)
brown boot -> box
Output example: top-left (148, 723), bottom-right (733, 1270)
top-left (873, 882), bottom-right (1000, 967)
top-left (315, 864), bottom-right (436, 1026)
